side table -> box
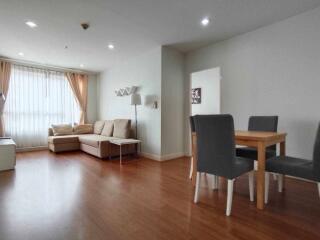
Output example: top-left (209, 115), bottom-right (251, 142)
top-left (109, 139), bottom-right (141, 165)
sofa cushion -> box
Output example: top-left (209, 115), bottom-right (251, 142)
top-left (113, 119), bottom-right (131, 138)
top-left (51, 124), bottom-right (73, 136)
top-left (94, 121), bottom-right (105, 134)
top-left (101, 120), bottom-right (114, 137)
top-left (73, 124), bottom-right (94, 134)
top-left (48, 135), bottom-right (80, 144)
top-left (78, 134), bottom-right (119, 148)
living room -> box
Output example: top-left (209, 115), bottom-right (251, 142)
top-left (1, 0), bottom-right (320, 239)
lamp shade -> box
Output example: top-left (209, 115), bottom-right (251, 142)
top-left (131, 93), bottom-right (141, 105)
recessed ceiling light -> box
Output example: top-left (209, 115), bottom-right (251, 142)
top-left (108, 44), bottom-right (115, 50)
top-left (25, 21), bottom-right (37, 28)
top-left (201, 17), bottom-right (210, 26)
top-left (18, 52), bottom-right (24, 56)
top-left (80, 64), bottom-right (84, 68)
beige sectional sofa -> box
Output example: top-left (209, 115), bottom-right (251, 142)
top-left (48, 119), bottom-right (136, 158)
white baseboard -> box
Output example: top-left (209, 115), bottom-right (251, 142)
top-left (16, 146), bottom-right (48, 152)
top-left (140, 152), bottom-right (186, 161)
top-left (140, 152), bottom-right (162, 161)
top-left (160, 152), bottom-right (185, 161)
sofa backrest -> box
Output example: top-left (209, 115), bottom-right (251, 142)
top-left (94, 119), bottom-right (133, 138)
top-left (48, 119), bottom-right (133, 139)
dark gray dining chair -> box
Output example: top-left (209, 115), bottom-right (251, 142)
top-left (193, 114), bottom-right (254, 216)
top-left (265, 123), bottom-right (320, 203)
top-left (236, 116), bottom-right (279, 160)
top-left (190, 116), bottom-right (219, 189)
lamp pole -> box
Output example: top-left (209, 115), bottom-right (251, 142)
top-left (131, 93), bottom-right (141, 140)
top-left (134, 104), bottom-right (138, 139)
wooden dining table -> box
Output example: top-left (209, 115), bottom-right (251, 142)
top-left (191, 130), bottom-right (287, 210)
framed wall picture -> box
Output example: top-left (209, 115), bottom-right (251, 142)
top-left (191, 88), bottom-right (201, 104)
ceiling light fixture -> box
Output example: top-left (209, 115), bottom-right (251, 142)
top-left (201, 17), bottom-right (210, 26)
top-left (18, 52), bottom-right (24, 56)
top-left (108, 44), bottom-right (115, 50)
top-left (25, 21), bottom-right (37, 28)
top-left (80, 64), bottom-right (84, 68)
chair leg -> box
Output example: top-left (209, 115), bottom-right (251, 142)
top-left (194, 172), bottom-right (200, 203)
top-left (189, 157), bottom-right (193, 179)
top-left (248, 171), bottom-right (254, 202)
top-left (278, 174), bottom-right (284, 193)
top-left (212, 175), bottom-right (216, 190)
top-left (272, 173), bottom-right (277, 181)
top-left (318, 183), bottom-right (320, 199)
top-left (226, 179), bottom-right (234, 216)
top-left (215, 176), bottom-right (219, 189)
top-left (265, 172), bottom-right (270, 204)
top-left (212, 175), bottom-right (219, 190)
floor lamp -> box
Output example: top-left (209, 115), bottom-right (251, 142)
top-left (131, 93), bottom-right (141, 139)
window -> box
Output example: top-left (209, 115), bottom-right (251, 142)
top-left (4, 65), bottom-right (79, 148)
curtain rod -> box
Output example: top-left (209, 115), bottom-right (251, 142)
top-left (0, 56), bottom-right (98, 75)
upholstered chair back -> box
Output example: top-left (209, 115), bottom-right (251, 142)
top-left (248, 116), bottom-right (278, 151)
top-left (313, 123), bottom-right (320, 175)
top-left (189, 116), bottom-right (195, 133)
top-left (194, 114), bottom-right (237, 179)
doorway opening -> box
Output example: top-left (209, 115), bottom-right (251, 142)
top-left (191, 67), bottom-right (221, 116)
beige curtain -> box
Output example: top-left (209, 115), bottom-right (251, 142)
top-left (65, 72), bottom-right (88, 124)
top-left (0, 61), bottom-right (11, 137)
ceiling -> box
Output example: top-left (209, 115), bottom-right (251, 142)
top-left (0, 0), bottom-right (320, 72)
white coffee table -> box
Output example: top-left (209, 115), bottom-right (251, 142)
top-left (109, 139), bottom-right (141, 165)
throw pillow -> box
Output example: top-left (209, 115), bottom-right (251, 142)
top-left (93, 121), bottom-right (105, 134)
top-left (101, 120), bottom-right (114, 136)
top-left (52, 124), bottom-right (73, 136)
top-left (73, 124), bottom-right (93, 134)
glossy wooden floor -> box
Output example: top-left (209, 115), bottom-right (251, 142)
top-left (0, 151), bottom-right (320, 240)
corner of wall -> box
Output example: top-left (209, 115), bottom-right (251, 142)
top-left (160, 46), bottom-right (187, 160)
top-left (87, 74), bottom-right (99, 123)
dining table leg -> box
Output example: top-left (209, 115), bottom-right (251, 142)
top-left (257, 142), bottom-right (266, 210)
top-left (280, 141), bottom-right (286, 189)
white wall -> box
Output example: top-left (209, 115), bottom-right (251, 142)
top-left (185, 6), bottom-right (320, 159)
top-left (97, 46), bottom-right (186, 160)
top-left (191, 68), bottom-right (221, 115)
top-left (87, 74), bottom-right (98, 123)
top-left (98, 47), bottom-right (162, 157)
top-left (161, 47), bottom-right (185, 159)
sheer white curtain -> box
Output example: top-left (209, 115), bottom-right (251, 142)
top-left (3, 65), bottom-right (80, 148)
